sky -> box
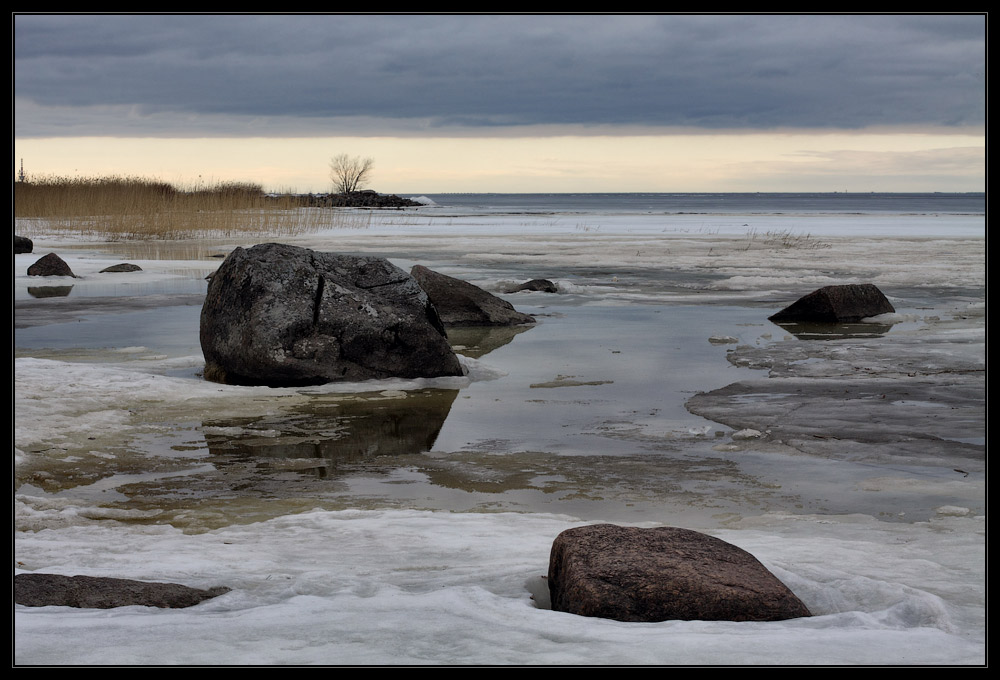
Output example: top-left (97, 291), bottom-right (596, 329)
top-left (13, 14), bottom-right (986, 194)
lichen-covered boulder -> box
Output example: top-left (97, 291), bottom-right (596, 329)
top-left (768, 283), bottom-right (894, 323)
top-left (200, 243), bottom-right (463, 386)
top-left (410, 265), bottom-right (535, 326)
top-left (548, 524), bottom-right (811, 623)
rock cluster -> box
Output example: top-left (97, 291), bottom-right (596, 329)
top-left (200, 243), bottom-right (463, 386)
top-left (309, 190), bottom-right (423, 208)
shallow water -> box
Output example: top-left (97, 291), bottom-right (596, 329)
top-left (15, 256), bottom-right (974, 532)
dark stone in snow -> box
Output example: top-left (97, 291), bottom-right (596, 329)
top-left (27, 253), bottom-right (76, 278)
top-left (15, 235), bottom-right (33, 254)
top-left (410, 265), bottom-right (536, 327)
top-left (505, 278), bottom-right (559, 293)
top-left (548, 524), bottom-right (811, 623)
top-left (99, 263), bottom-right (143, 273)
top-left (768, 283), bottom-right (894, 323)
top-left (200, 243), bottom-right (463, 387)
top-left (15, 573), bottom-right (230, 609)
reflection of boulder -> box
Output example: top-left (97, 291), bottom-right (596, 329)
top-left (769, 283), bottom-right (894, 323)
top-left (27, 253), bottom-right (76, 278)
top-left (411, 265), bottom-right (535, 327)
top-left (203, 389), bottom-right (459, 475)
top-left (15, 573), bottom-right (229, 609)
top-left (200, 244), bottom-right (462, 386)
top-left (446, 324), bottom-right (535, 358)
top-left (548, 524), bottom-right (811, 623)
top-left (27, 285), bottom-right (73, 298)
top-left (771, 320), bottom-right (894, 340)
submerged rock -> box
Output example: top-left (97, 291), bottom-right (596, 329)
top-left (410, 265), bottom-right (536, 327)
top-left (15, 573), bottom-right (230, 609)
top-left (200, 243), bottom-right (463, 386)
top-left (504, 278), bottom-right (559, 293)
top-left (548, 524), bottom-right (811, 623)
top-left (768, 283), bottom-right (894, 323)
top-left (27, 252), bottom-right (76, 278)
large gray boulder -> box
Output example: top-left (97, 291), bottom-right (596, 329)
top-left (15, 573), bottom-right (229, 609)
top-left (769, 283), bottom-right (894, 323)
top-left (200, 243), bottom-right (463, 386)
top-left (548, 524), bottom-right (811, 622)
top-left (410, 265), bottom-right (535, 327)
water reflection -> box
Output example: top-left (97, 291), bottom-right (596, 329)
top-left (27, 286), bottom-right (74, 298)
top-left (770, 320), bottom-right (894, 340)
top-left (446, 324), bottom-right (535, 358)
top-left (202, 389), bottom-right (459, 478)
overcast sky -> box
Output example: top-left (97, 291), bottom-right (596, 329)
top-left (13, 14), bottom-right (986, 192)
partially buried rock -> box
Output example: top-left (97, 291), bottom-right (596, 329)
top-left (769, 283), bottom-right (894, 323)
top-left (27, 252), bottom-right (76, 278)
top-left (100, 262), bottom-right (143, 273)
top-left (504, 278), bottom-right (558, 293)
top-left (15, 573), bottom-right (230, 609)
top-left (548, 524), bottom-right (811, 623)
top-left (410, 265), bottom-right (535, 326)
top-left (200, 243), bottom-right (463, 387)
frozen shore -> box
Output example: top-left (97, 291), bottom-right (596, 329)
top-left (14, 211), bottom-right (985, 665)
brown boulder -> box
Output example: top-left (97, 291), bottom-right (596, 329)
top-left (548, 524), bottom-right (811, 622)
top-left (27, 252), bottom-right (76, 278)
top-left (769, 283), bottom-right (894, 323)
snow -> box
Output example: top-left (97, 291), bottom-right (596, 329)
top-left (14, 207), bottom-right (985, 665)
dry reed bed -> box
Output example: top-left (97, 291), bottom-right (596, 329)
top-left (14, 175), bottom-right (370, 240)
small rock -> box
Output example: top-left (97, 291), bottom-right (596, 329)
top-left (15, 235), bottom-right (33, 254)
top-left (27, 253), bottom-right (76, 278)
top-left (505, 279), bottom-right (558, 293)
top-left (99, 263), bottom-right (143, 273)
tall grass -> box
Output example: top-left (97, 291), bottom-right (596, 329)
top-left (14, 175), bottom-right (368, 240)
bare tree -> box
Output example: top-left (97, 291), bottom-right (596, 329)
top-left (330, 154), bottom-right (375, 195)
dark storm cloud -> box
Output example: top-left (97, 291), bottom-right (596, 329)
top-left (13, 14), bottom-right (986, 137)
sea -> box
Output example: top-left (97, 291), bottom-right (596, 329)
top-left (407, 191), bottom-right (985, 216)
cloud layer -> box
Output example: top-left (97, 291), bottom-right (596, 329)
top-left (14, 14), bottom-right (986, 137)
